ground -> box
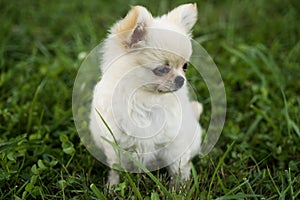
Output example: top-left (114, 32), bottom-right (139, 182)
top-left (0, 0), bottom-right (300, 199)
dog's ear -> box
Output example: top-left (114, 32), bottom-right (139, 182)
top-left (164, 3), bottom-right (197, 33)
top-left (111, 6), bottom-right (152, 48)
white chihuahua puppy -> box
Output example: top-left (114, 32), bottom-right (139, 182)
top-left (90, 3), bottom-right (203, 186)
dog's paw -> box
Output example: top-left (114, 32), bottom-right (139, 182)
top-left (169, 176), bottom-right (181, 192)
top-left (190, 101), bottom-right (203, 119)
top-left (107, 169), bottom-right (120, 187)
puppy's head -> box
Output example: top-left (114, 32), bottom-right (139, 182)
top-left (104, 4), bottom-right (198, 93)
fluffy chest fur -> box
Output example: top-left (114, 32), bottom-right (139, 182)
top-left (92, 76), bottom-right (186, 151)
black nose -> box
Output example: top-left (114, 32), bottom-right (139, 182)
top-left (174, 76), bottom-right (185, 88)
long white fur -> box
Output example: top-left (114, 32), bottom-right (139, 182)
top-left (90, 3), bottom-right (202, 186)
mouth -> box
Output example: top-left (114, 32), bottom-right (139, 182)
top-left (157, 89), bottom-right (170, 93)
top-left (143, 83), bottom-right (181, 93)
top-left (157, 86), bottom-right (179, 93)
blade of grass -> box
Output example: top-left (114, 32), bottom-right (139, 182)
top-left (26, 79), bottom-right (46, 133)
top-left (217, 194), bottom-right (263, 200)
top-left (90, 183), bottom-right (106, 200)
top-left (244, 177), bottom-right (258, 200)
top-left (217, 173), bottom-right (228, 194)
top-left (96, 108), bottom-right (121, 161)
top-left (246, 115), bottom-right (262, 136)
top-left (60, 171), bottom-right (66, 200)
top-left (284, 169), bottom-right (295, 200)
top-left (216, 178), bottom-right (250, 199)
top-left (250, 104), bottom-right (277, 130)
top-left (186, 183), bottom-right (196, 200)
top-left (95, 109), bottom-right (118, 145)
top-left (281, 89), bottom-right (300, 138)
top-left (280, 170), bottom-right (286, 199)
top-left (124, 173), bottom-right (143, 200)
top-left (187, 163), bottom-right (199, 199)
top-left (244, 44), bottom-right (284, 89)
top-left (208, 141), bottom-right (235, 199)
top-left (294, 188), bottom-right (300, 199)
top-left (267, 167), bottom-right (280, 196)
top-left (0, 135), bottom-right (27, 153)
top-left (222, 43), bottom-right (267, 88)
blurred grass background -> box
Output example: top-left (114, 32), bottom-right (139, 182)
top-left (0, 0), bottom-right (300, 199)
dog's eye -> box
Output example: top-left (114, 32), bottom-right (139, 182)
top-left (152, 66), bottom-right (171, 76)
top-left (183, 63), bottom-right (188, 72)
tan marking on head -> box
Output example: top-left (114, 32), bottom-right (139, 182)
top-left (115, 6), bottom-right (139, 34)
top-left (193, 3), bottom-right (197, 10)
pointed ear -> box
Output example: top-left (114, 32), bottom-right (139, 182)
top-left (165, 3), bottom-right (198, 33)
top-left (111, 6), bottom-right (153, 48)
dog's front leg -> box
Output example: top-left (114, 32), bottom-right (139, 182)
top-left (105, 146), bottom-right (120, 186)
top-left (107, 169), bottom-right (119, 186)
top-left (167, 154), bottom-right (191, 190)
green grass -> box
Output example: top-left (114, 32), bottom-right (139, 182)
top-left (1, 0), bottom-right (300, 199)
